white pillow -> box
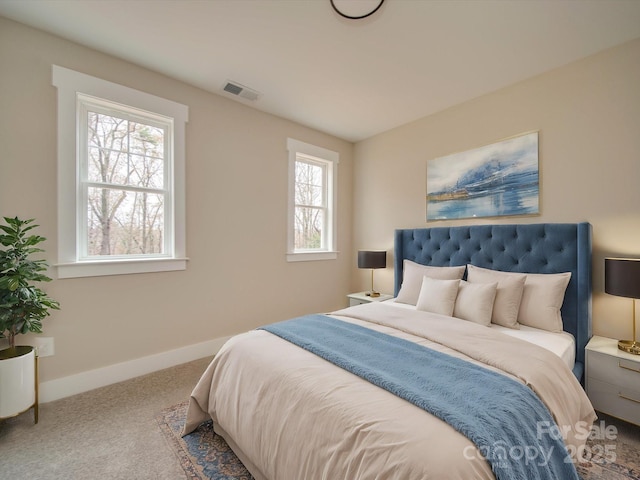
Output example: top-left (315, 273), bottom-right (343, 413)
top-left (395, 260), bottom-right (466, 306)
top-left (466, 265), bottom-right (526, 329)
top-left (453, 280), bottom-right (498, 326)
top-left (519, 272), bottom-right (571, 332)
top-left (466, 265), bottom-right (571, 332)
top-left (416, 276), bottom-right (460, 316)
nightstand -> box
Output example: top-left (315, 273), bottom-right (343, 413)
top-left (347, 292), bottom-right (393, 307)
top-left (586, 335), bottom-right (640, 426)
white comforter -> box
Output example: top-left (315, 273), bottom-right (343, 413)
top-left (184, 302), bottom-right (596, 480)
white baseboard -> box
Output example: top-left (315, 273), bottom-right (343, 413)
top-left (38, 335), bottom-right (232, 403)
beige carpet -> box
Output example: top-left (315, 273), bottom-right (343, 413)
top-left (0, 356), bottom-right (212, 480)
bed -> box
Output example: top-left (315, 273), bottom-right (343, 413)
top-left (184, 222), bottom-right (596, 480)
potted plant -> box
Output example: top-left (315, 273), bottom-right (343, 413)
top-left (0, 216), bottom-right (60, 422)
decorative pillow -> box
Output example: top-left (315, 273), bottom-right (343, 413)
top-left (466, 265), bottom-right (526, 329)
top-left (395, 260), bottom-right (466, 306)
top-left (452, 280), bottom-right (498, 326)
top-left (416, 276), bottom-right (460, 316)
top-left (518, 272), bottom-right (571, 332)
top-left (466, 265), bottom-right (571, 332)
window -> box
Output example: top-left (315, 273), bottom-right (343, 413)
top-left (287, 138), bottom-right (339, 262)
top-left (52, 66), bottom-right (188, 278)
top-left (80, 96), bottom-right (171, 259)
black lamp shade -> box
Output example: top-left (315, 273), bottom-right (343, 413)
top-left (358, 250), bottom-right (386, 269)
top-left (605, 258), bottom-right (640, 299)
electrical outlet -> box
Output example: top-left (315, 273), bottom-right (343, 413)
top-left (33, 337), bottom-right (55, 357)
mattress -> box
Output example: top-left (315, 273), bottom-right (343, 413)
top-left (384, 299), bottom-right (576, 370)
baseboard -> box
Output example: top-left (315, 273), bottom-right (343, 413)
top-left (38, 335), bottom-right (232, 403)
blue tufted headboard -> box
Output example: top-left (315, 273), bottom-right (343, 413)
top-left (394, 223), bottom-right (592, 382)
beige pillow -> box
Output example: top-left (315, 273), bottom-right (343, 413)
top-left (466, 265), bottom-right (571, 332)
top-left (453, 280), bottom-right (498, 326)
top-left (396, 260), bottom-right (466, 306)
top-left (416, 276), bottom-right (460, 316)
top-left (466, 265), bottom-right (526, 329)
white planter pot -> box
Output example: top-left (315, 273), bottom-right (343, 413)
top-left (0, 346), bottom-right (37, 422)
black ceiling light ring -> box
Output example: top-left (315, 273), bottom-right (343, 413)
top-left (330, 0), bottom-right (385, 20)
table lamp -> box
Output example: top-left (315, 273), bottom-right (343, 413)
top-left (605, 258), bottom-right (640, 355)
top-left (358, 250), bottom-right (386, 297)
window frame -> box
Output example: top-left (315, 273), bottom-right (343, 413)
top-left (286, 138), bottom-right (339, 262)
top-left (52, 65), bottom-right (189, 278)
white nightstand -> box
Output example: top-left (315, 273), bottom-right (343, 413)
top-left (586, 335), bottom-right (640, 426)
top-left (347, 292), bottom-right (393, 307)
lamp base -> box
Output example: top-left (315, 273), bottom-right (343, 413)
top-left (366, 291), bottom-right (380, 298)
top-left (618, 340), bottom-right (640, 355)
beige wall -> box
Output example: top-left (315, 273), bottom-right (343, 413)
top-left (352, 38), bottom-right (640, 341)
top-left (0, 17), bottom-right (353, 384)
top-left (2, 14), bottom-right (639, 390)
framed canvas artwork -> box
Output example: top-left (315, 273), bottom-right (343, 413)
top-left (426, 131), bottom-right (539, 221)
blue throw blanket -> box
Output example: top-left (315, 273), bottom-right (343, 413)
top-left (259, 314), bottom-right (580, 480)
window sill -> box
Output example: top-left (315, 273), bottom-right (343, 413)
top-left (286, 251), bottom-right (338, 262)
top-left (55, 257), bottom-right (189, 279)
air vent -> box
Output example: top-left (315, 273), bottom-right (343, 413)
top-left (223, 81), bottom-right (260, 101)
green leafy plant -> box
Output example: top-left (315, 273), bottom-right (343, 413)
top-left (0, 217), bottom-right (60, 349)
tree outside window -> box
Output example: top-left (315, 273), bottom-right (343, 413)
top-left (286, 138), bottom-right (338, 262)
top-left (294, 158), bottom-right (326, 250)
top-left (85, 109), bottom-right (167, 257)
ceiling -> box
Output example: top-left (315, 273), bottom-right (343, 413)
top-left (1, 0), bottom-right (640, 142)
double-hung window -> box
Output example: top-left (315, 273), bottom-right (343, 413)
top-left (52, 66), bottom-right (189, 278)
top-left (287, 138), bottom-right (339, 262)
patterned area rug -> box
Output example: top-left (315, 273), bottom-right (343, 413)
top-left (156, 401), bottom-right (253, 480)
top-left (576, 415), bottom-right (640, 480)
top-left (157, 401), bottom-right (640, 480)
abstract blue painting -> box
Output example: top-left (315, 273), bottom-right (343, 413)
top-left (427, 131), bottom-right (539, 221)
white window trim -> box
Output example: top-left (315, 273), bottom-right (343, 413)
top-left (286, 138), bottom-right (339, 262)
top-left (52, 65), bottom-right (189, 278)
